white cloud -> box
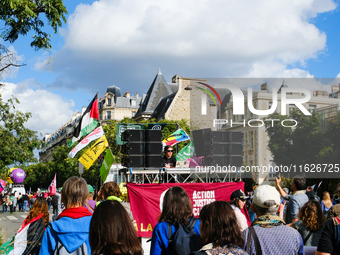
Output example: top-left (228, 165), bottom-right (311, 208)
top-left (63, 0), bottom-right (336, 65)
top-left (0, 81), bottom-right (75, 136)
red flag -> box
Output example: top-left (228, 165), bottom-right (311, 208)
top-left (48, 174), bottom-right (57, 196)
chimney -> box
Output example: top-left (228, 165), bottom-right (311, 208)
top-left (136, 92), bottom-right (139, 98)
top-left (172, 74), bottom-right (179, 83)
top-left (124, 92), bottom-right (130, 98)
top-left (261, 82), bottom-right (269, 91)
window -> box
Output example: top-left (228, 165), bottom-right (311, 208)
top-left (107, 98), bottom-right (111, 106)
top-left (268, 101), bottom-right (273, 110)
top-left (107, 111), bottom-right (111, 120)
top-left (131, 100), bottom-right (136, 107)
top-left (132, 112), bottom-right (136, 117)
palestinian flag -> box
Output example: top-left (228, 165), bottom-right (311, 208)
top-left (69, 94), bottom-right (99, 147)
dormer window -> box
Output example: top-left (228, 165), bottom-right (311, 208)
top-left (107, 98), bottom-right (111, 106)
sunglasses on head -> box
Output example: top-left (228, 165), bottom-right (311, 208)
top-left (167, 150), bottom-right (173, 152)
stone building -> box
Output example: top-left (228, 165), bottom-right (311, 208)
top-left (134, 69), bottom-right (216, 127)
top-left (99, 85), bottom-right (141, 124)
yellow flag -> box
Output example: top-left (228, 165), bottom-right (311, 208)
top-left (79, 135), bottom-right (108, 169)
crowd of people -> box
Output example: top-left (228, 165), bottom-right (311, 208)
top-left (1, 175), bottom-right (340, 254)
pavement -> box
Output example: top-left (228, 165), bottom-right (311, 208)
top-left (0, 207), bottom-right (55, 243)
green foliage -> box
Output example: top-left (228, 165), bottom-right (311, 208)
top-left (0, 0), bottom-right (68, 50)
top-left (0, 95), bottom-right (42, 171)
top-left (265, 109), bottom-right (327, 165)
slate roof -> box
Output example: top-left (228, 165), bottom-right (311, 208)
top-left (151, 92), bottom-right (177, 120)
top-left (135, 69), bottom-right (176, 117)
top-left (115, 96), bottom-right (141, 109)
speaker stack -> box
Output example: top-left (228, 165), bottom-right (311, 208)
top-left (192, 128), bottom-right (243, 167)
top-left (121, 129), bottom-right (162, 168)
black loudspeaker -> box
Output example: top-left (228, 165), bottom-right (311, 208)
top-left (122, 155), bottom-right (144, 167)
top-left (122, 143), bottom-right (145, 154)
top-left (145, 130), bottom-right (162, 142)
top-left (121, 130), bottom-right (145, 142)
top-left (192, 129), bottom-right (244, 167)
top-left (145, 143), bottom-right (162, 154)
top-left (192, 128), bottom-right (211, 157)
top-left (145, 155), bottom-right (162, 168)
top-left (121, 129), bottom-right (162, 168)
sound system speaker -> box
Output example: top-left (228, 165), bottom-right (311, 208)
top-left (145, 155), bottom-right (162, 168)
top-left (121, 129), bottom-right (162, 169)
top-left (192, 128), bottom-right (244, 167)
top-left (121, 155), bottom-right (145, 167)
top-left (121, 129), bottom-right (145, 142)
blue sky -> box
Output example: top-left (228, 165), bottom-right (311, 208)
top-left (1, 0), bottom-right (340, 136)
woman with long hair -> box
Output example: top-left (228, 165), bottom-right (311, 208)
top-left (288, 200), bottom-right (326, 246)
top-left (90, 200), bottom-right (142, 255)
top-left (196, 201), bottom-right (248, 254)
top-left (321, 191), bottom-right (333, 218)
top-left (8, 197), bottom-right (49, 255)
top-left (150, 186), bottom-right (201, 255)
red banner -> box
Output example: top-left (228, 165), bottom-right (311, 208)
top-left (127, 182), bottom-right (250, 238)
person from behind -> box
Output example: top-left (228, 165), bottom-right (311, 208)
top-left (276, 175), bottom-right (308, 224)
top-left (150, 186), bottom-right (201, 255)
top-left (229, 189), bottom-right (249, 231)
top-left (321, 191), bottom-right (334, 218)
top-left (89, 200), bottom-right (142, 255)
top-left (242, 185), bottom-right (304, 255)
top-left (9, 197), bottom-right (49, 255)
top-left (96, 181), bottom-right (133, 220)
top-left (316, 216), bottom-right (340, 254)
top-left (161, 145), bottom-right (176, 168)
top-left (288, 200), bottom-right (325, 246)
top-left (85, 184), bottom-right (96, 213)
top-left (39, 176), bottom-right (93, 254)
top-left (191, 201), bottom-right (248, 255)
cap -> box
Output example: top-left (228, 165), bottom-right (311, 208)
top-left (253, 185), bottom-right (280, 208)
top-left (87, 185), bottom-right (94, 196)
top-left (230, 189), bottom-right (249, 201)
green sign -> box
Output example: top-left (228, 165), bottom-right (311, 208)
top-left (116, 123), bottom-right (144, 145)
top-left (100, 149), bottom-right (114, 182)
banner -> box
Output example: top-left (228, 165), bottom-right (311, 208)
top-left (127, 182), bottom-right (250, 238)
top-left (48, 174), bottom-right (57, 196)
top-left (79, 135), bottom-right (108, 169)
top-left (176, 141), bottom-right (195, 161)
top-left (68, 126), bottom-right (104, 158)
top-left (116, 124), bottom-right (144, 145)
top-left (100, 149), bottom-right (114, 182)
top-left (162, 128), bottom-right (190, 146)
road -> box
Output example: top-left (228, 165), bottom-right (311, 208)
top-left (0, 207), bottom-right (55, 243)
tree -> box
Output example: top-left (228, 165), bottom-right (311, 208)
top-left (0, 0), bottom-right (68, 84)
top-left (0, 95), bottom-right (42, 171)
top-left (0, 0), bottom-right (67, 51)
top-left (265, 109), bottom-right (326, 166)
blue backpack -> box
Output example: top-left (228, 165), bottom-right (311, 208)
top-left (167, 218), bottom-right (201, 255)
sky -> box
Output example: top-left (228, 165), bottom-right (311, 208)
top-left (1, 0), bottom-right (340, 137)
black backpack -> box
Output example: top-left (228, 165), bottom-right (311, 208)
top-left (167, 218), bottom-right (202, 255)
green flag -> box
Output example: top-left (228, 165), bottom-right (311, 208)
top-left (100, 149), bottom-right (114, 182)
top-left (176, 141), bottom-right (195, 161)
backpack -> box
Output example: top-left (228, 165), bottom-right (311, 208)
top-left (167, 218), bottom-right (201, 255)
top-left (48, 223), bottom-right (89, 255)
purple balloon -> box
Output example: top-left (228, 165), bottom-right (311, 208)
top-left (0, 179), bottom-right (5, 192)
top-left (11, 168), bottom-right (26, 183)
